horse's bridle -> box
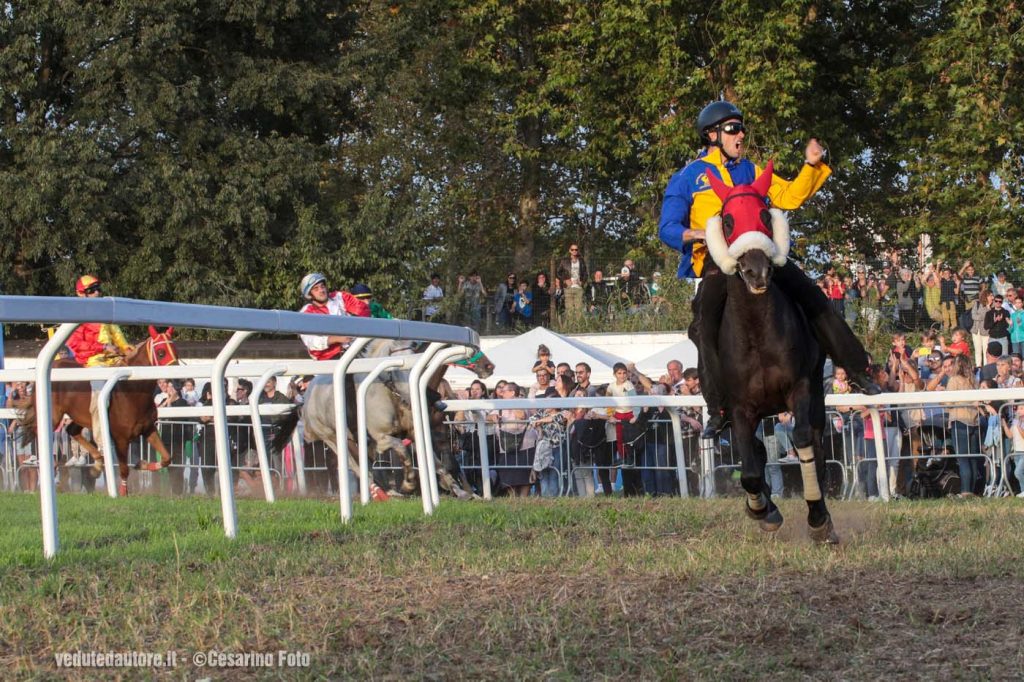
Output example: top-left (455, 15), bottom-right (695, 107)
top-left (451, 350), bottom-right (486, 371)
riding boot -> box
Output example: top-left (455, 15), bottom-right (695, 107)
top-left (773, 261), bottom-right (881, 395)
top-left (692, 271), bottom-right (731, 438)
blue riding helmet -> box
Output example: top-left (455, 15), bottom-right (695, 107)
top-left (301, 272), bottom-right (327, 299)
top-left (697, 101), bottom-right (744, 145)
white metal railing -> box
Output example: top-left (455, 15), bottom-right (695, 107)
top-left (0, 294), bottom-right (479, 558)
top-left (442, 388), bottom-right (1024, 502)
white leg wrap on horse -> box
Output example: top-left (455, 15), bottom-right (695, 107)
top-left (747, 491), bottom-right (767, 511)
top-left (798, 446), bottom-right (821, 501)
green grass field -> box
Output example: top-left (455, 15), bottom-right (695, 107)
top-left (3, 493), bottom-right (1024, 679)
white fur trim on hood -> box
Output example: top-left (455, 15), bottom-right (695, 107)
top-left (704, 215), bottom-right (738, 275)
top-left (769, 208), bottom-right (790, 266)
top-left (728, 230), bottom-right (778, 264)
top-left (704, 209), bottom-right (791, 275)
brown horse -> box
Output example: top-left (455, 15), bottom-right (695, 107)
top-left (20, 326), bottom-right (180, 495)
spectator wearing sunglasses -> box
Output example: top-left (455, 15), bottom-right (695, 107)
top-left (556, 244), bottom-right (589, 319)
top-left (66, 274), bottom-right (132, 367)
top-left (658, 100), bottom-right (879, 439)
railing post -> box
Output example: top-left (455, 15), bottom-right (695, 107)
top-left (356, 357), bottom-right (405, 505)
top-left (868, 408), bottom-right (890, 502)
top-left (332, 338), bottom-right (372, 523)
top-left (419, 346), bottom-right (471, 508)
top-left (666, 410), bottom-right (690, 498)
top-left (474, 415), bottom-right (492, 500)
top-left (33, 322), bottom-right (78, 558)
top-left (98, 369), bottom-right (132, 498)
top-left (290, 429), bottom-right (306, 494)
top-left (212, 331), bottom-right (252, 539)
top-left (248, 365), bottom-right (288, 503)
top-left (408, 342), bottom-right (445, 515)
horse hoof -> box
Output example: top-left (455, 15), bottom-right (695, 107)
top-left (808, 516), bottom-right (840, 545)
top-left (400, 482), bottom-right (417, 495)
top-left (759, 508), bottom-right (784, 533)
top-left (370, 485), bottom-right (390, 502)
top-left (118, 481), bottom-right (129, 496)
top-left (89, 463), bottom-right (104, 479)
top-left (137, 461), bottom-right (163, 472)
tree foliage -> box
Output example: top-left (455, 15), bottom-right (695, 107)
top-left (1, 0), bottom-right (1020, 324)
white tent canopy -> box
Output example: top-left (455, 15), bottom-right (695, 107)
top-left (636, 336), bottom-right (699, 377)
top-left (446, 326), bottom-right (629, 389)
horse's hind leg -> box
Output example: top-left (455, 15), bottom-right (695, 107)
top-left (114, 436), bottom-right (131, 496)
top-left (734, 411), bottom-right (783, 532)
top-left (792, 394), bottom-right (839, 544)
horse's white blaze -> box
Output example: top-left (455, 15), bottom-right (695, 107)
top-left (797, 446), bottom-right (821, 501)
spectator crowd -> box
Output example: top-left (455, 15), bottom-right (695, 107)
top-left (415, 244), bottom-right (667, 331)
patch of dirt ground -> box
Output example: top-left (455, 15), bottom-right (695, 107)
top-left (260, 566), bottom-right (1024, 679)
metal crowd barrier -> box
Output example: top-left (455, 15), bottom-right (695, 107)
top-left (6, 395), bottom-right (1024, 502)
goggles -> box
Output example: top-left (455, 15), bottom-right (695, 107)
top-left (719, 121), bottom-right (746, 135)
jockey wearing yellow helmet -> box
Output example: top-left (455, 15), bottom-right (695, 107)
top-left (66, 275), bottom-right (132, 367)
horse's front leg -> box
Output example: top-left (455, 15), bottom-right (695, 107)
top-left (791, 393), bottom-right (839, 544)
top-left (71, 433), bottom-right (106, 476)
top-left (137, 429), bottom-right (173, 471)
top-left (734, 408), bottom-right (783, 532)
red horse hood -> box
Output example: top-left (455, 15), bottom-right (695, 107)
top-left (704, 161), bottom-right (790, 275)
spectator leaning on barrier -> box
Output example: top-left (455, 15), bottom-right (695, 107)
top-left (946, 355), bottom-right (983, 496)
top-left (297, 272), bottom-right (369, 361)
top-left (1001, 404), bottom-right (1024, 497)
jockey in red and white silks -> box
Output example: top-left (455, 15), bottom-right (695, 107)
top-left (298, 272), bottom-right (370, 361)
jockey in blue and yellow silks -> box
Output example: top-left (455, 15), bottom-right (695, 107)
top-left (658, 101), bottom-right (879, 440)
top-left (658, 146), bottom-right (831, 279)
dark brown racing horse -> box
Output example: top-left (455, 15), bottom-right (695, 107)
top-left (704, 162), bottom-right (839, 543)
top-left (20, 326), bottom-right (180, 496)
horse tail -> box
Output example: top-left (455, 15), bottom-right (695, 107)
top-left (16, 403), bottom-right (38, 446)
top-left (272, 405), bottom-right (302, 453)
